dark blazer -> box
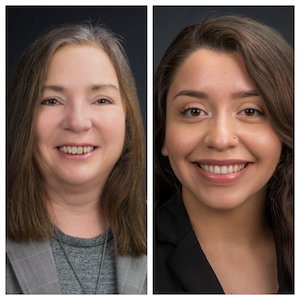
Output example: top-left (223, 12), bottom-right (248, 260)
top-left (6, 238), bottom-right (147, 294)
top-left (154, 196), bottom-right (293, 294)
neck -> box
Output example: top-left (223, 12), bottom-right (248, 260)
top-left (45, 180), bottom-right (107, 238)
top-left (182, 188), bottom-right (272, 248)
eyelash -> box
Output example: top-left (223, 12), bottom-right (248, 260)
top-left (179, 106), bottom-right (207, 117)
top-left (94, 98), bottom-right (112, 105)
top-left (41, 98), bottom-right (60, 105)
top-left (239, 107), bottom-right (264, 117)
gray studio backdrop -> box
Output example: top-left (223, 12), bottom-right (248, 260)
top-left (154, 6), bottom-right (294, 71)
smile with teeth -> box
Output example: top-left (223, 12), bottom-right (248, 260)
top-left (197, 163), bottom-right (248, 175)
top-left (58, 146), bottom-right (95, 155)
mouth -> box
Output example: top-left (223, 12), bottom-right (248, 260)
top-left (196, 163), bottom-right (249, 175)
top-left (192, 160), bottom-right (252, 184)
top-left (57, 145), bottom-right (96, 155)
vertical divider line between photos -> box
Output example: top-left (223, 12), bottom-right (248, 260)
top-left (2, 6), bottom-right (7, 290)
top-left (147, 4), bottom-right (154, 295)
top-left (293, 4), bottom-right (298, 293)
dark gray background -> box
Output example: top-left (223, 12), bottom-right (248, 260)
top-left (154, 6), bottom-right (294, 71)
top-left (6, 6), bottom-right (147, 126)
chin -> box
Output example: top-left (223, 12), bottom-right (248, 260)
top-left (186, 187), bottom-right (253, 212)
top-left (205, 190), bottom-right (264, 212)
top-left (63, 177), bottom-right (95, 187)
top-left (50, 170), bottom-right (104, 189)
top-left (205, 199), bottom-right (247, 211)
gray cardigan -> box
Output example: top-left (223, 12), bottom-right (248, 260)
top-left (6, 238), bottom-right (147, 294)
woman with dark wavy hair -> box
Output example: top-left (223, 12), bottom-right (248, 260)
top-left (155, 15), bottom-right (293, 294)
top-left (7, 23), bottom-right (146, 294)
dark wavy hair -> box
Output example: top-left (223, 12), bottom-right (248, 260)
top-left (155, 15), bottom-right (293, 280)
top-left (7, 23), bottom-right (146, 256)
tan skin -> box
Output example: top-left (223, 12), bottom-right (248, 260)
top-left (162, 49), bottom-right (281, 293)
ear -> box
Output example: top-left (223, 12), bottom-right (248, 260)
top-left (161, 142), bottom-right (168, 157)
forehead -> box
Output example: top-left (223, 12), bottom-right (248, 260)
top-left (169, 48), bottom-right (255, 95)
top-left (46, 45), bottom-right (119, 87)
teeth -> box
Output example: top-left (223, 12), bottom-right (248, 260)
top-left (214, 166), bottom-right (221, 174)
top-left (221, 166), bottom-right (227, 174)
top-left (59, 146), bottom-right (94, 155)
top-left (199, 164), bottom-right (247, 174)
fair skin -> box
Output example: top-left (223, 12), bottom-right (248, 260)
top-left (35, 45), bottom-right (126, 238)
top-left (162, 49), bottom-right (282, 293)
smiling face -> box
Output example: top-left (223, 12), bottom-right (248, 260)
top-left (35, 45), bottom-right (125, 193)
top-left (162, 49), bottom-right (282, 211)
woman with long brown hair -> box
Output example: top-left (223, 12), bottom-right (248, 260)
top-left (155, 15), bottom-right (293, 294)
top-left (7, 23), bottom-right (146, 294)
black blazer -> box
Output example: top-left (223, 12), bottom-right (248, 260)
top-left (154, 196), bottom-right (293, 294)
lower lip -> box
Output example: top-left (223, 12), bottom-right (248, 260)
top-left (56, 147), bottom-right (97, 160)
top-left (193, 163), bottom-right (251, 185)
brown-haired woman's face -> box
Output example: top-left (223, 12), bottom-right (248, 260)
top-left (162, 49), bottom-right (282, 210)
top-left (34, 45), bottom-right (125, 191)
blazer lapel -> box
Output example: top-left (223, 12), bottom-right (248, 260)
top-left (157, 196), bottom-right (223, 293)
top-left (6, 238), bottom-right (61, 294)
top-left (168, 231), bottom-right (223, 293)
top-left (115, 254), bottom-right (147, 294)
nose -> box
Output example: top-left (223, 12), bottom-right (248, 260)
top-left (204, 114), bottom-right (238, 151)
top-left (62, 102), bottom-right (92, 132)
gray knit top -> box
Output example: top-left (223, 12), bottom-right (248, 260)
top-left (51, 226), bottom-right (117, 294)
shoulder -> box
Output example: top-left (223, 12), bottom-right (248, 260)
top-left (6, 238), bottom-right (53, 276)
top-left (155, 195), bottom-right (192, 244)
top-left (6, 250), bottom-right (22, 294)
top-left (115, 254), bottom-right (147, 294)
top-left (6, 238), bottom-right (60, 294)
top-left (6, 237), bottom-right (52, 257)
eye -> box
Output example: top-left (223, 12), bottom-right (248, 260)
top-left (239, 107), bottom-right (264, 117)
top-left (94, 98), bottom-right (112, 105)
top-left (41, 98), bottom-right (60, 105)
top-left (180, 107), bottom-right (207, 118)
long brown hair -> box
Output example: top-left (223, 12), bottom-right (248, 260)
top-left (7, 23), bottom-right (146, 256)
top-left (155, 15), bottom-right (293, 279)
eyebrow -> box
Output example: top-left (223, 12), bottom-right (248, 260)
top-left (44, 84), bottom-right (119, 92)
top-left (44, 85), bottom-right (64, 92)
top-left (90, 84), bottom-right (119, 92)
top-left (173, 89), bottom-right (259, 100)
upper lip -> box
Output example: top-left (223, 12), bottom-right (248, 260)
top-left (194, 159), bottom-right (251, 166)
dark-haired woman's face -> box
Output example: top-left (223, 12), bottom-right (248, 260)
top-left (35, 45), bottom-right (125, 192)
top-left (162, 49), bottom-right (282, 211)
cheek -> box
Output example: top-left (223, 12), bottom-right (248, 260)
top-left (248, 126), bottom-right (282, 171)
top-left (35, 112), bottom-right (54, 149)
top-left (33, 117), bottom-right (52, 177)
top-left (34, 114), bottom-right (55, 165)
top-left (163, 124), bottom-right (200, 161)
top-left (266, 131), bottom-right (282, 170)
top-left (164, 126), bottom-right (185, 158)
top-left (99, 111), bottom-right (126, 143)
